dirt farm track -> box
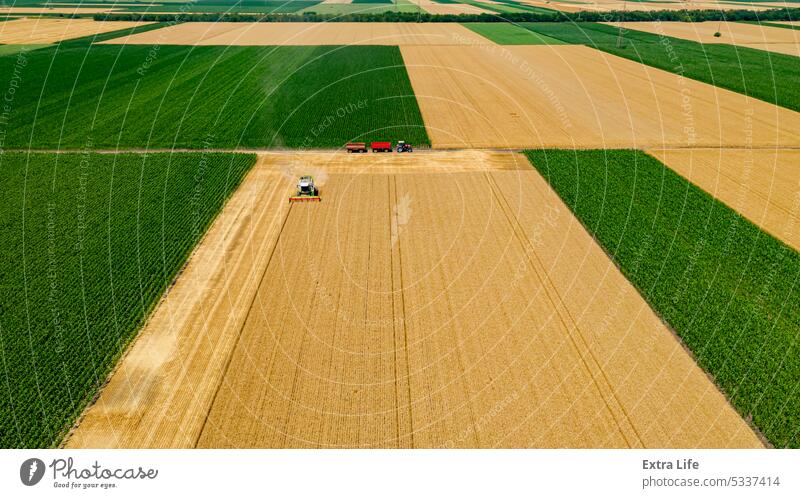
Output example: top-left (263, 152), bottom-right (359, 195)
top-left (65, 151), bottom-right (762, 449)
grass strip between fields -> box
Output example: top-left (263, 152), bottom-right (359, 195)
top-left (0, 44), bottom-right (430, 149)
top-left (0, 152), bottom-right (256, 448)
top-left (525, 149), bottom-right (800, 449)
top-left (522, 22), bottom-right (800, 114)
top-left (463, 22), bottom-right (567, 44)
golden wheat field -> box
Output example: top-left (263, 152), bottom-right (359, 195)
top-left (65, 152), bottom-right (762, 449)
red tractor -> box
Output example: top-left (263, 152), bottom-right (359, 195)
top-left (396, 141), bottom-right (413, 153)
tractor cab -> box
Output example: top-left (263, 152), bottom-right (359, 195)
top-left (297, 176), bottom-right (316, 195)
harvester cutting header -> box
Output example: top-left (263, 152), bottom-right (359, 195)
top-left (289, 176), bottom-right (321, 203)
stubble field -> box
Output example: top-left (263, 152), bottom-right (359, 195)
top-left (0, 18), bottom-right (150, 44)
top-left (401, 44), bottom-right (800, 148)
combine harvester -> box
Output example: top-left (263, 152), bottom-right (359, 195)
top-left (289, 176), bottom-right (321, 203)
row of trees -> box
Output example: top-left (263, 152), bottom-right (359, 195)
top-left (94, 8), bottom-right (800, 23)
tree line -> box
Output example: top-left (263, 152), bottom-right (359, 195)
top-left (94, 8), bottom-right (800, 23)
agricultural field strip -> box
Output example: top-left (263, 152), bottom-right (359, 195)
top-left (647, 148), bottom-right (800, 252)
top-left (0, 6), bottom-right (120, 13)
top-left (0, 18), bottom-right (149, 44)
top-left (603, 21), bottom-right (800, 57)
top-left (195, 166), bottom-right (630, 447)
top-left (406, 0), bottom-right (490, 14)
top-left (400, 44), bottom-right (800, 149)
top-left (462, 22), bottom-right (568, 45)
top-left (65, 159), bottom-right (294, 448)
top-left (525, 149), bottom-right (800, 448)
top-left (553, 0), bottom-right (774, 10)
top-left (0, 153), bottom-right (254, 448)
top-left (522, 22), bottom-right (800, 113)
top-left (176, 152), bottom-right (758, 448)
top-left (98, 21), bottom-right (488, 46)
top-left (66, 151), bottom-right (500, 448)
top-left (66, 151), bottom-right (515, 448)
top-left (298, 3), bottom-right (421, 14)
top-left (0, 44), bottom-right (429, 149)
top-left (492, 161), bottom-right (762, 448)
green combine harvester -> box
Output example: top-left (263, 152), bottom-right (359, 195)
top-left (289, 175), bottom-right (321, 203)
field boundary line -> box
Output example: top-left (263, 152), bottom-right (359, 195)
top-left (483, 170), bottom-right (644, 448)
top-left (192, 202), bottom-right (294, 447)
top-left (390, 175), bottom-right (415, 448)
top-left (6, 145), bottom-right (800, 154)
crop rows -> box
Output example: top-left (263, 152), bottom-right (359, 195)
top-left (525, 149), bottom-right (800, 448)
top-left (0, 152), bottom-right (255, 447)
top-left (462, 22), bottom-right (567, 45)
top-left (0, 44), bottom-right (429, 149)
top-left (522, 22), bottom-right (800, 113)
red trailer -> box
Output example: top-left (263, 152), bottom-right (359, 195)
top-left (371, 141), bottom-right (392, 153)
top-left (346, 142), bottom-right (367, 153)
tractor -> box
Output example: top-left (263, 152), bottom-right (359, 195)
top-left (396, 141), bottom-right (413, 153)
top-left (289, 176), bottom-right (321, 203)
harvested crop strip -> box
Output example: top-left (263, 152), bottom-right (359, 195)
top-left (0, 18), bottom-right (149, 44)
top-left (525, 149), bottom-right (800, 448)
top-left (0, 44), bottom-right (429, 149)
top-left (522, 22), bottom-right (800, 113)
top-left (0, 152), bottom-right (256, 448)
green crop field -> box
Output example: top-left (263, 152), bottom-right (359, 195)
top-left (0, 44), bottom-right (48, 56)
top-left (457, 0), bottom-right (555, 13)
top-left (300, 1), bottom-right (417, 13)
top-left (525, 149), bottom-right (800, 448)
top-left (0, 152), bottom-right (255, 447)
top-left (0, 44), bottom-right (429, 150)
top-left (522, 22), bottom-right (800, 114)
top-left (463, 22), bottom-right (567, 45)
